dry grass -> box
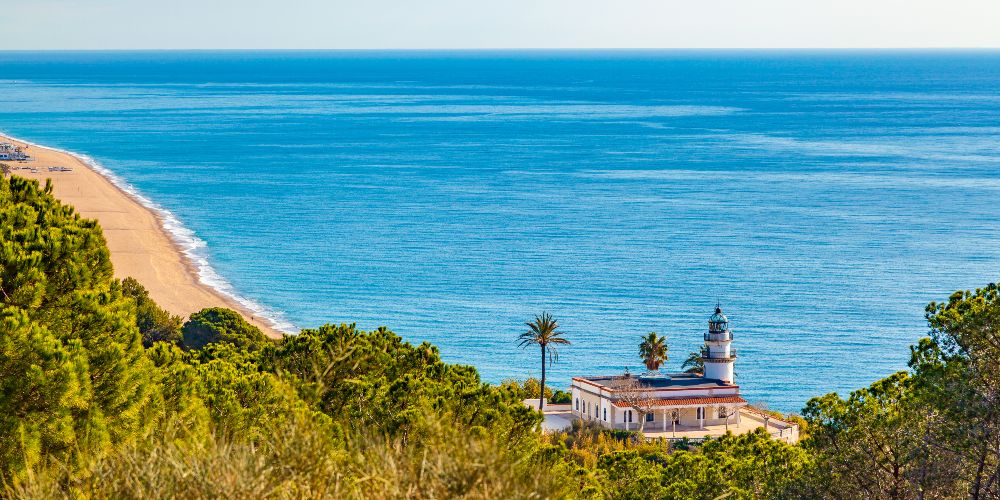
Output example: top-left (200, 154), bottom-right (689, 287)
top-left (6, 419), bottom-right (569, 499)
top-left (344, 425), bottom-right (567, 499)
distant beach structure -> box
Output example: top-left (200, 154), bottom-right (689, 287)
top-left (0, 143), bottom-right (31, 161)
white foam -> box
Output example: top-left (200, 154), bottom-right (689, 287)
top-left (3, 132), bottom-right (299, 334)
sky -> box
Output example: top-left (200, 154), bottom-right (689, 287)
top-left (1, 0), bottom-right (999, 50)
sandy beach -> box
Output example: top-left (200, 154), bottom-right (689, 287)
top-left (1, 135), bottom-right (283, 339)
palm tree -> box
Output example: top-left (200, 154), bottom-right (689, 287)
top-left (638, 332), bottom-right (668, 372)
top-left (517, 312), bottom-right (570, 411)
top-left (682, 351), bottom-right (704, 374)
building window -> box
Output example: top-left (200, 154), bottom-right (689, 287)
top-left (575, 398), bottom-right (579, 411)
top-left (603, 408), bottom-right (607, 421)
top-left (646, 413), bottom-right (654, 422)
top-left (626, 410), bottom-right (633, 423)
top-left (718, 407), bottom-right (728, 419)
top-left (697, 407), bottom-right (704, 420)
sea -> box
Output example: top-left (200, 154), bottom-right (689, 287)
top-left (2, 50), bottom-right (999, 413)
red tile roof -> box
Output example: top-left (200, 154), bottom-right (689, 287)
top-left (613, 395), bottom-right (746, 408)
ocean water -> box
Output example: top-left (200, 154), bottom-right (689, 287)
top-left (2, 50), bottom-right (999, 412)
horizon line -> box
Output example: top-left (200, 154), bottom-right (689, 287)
top-left (3, 47), bottom-right (1000, 52)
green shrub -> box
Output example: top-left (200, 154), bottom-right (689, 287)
top-left (121, 277), bottom-right (182, 347)
top-left (182, 307), bottom-right (267, 350)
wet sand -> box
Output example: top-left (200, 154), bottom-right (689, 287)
top-left (1, 135), bottom-right (283, 339)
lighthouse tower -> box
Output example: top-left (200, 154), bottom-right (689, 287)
top-left (702, 305), bottom-right (736, 383)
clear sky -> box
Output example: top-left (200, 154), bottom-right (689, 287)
top-left (1, 0), bottom-right (999, 50)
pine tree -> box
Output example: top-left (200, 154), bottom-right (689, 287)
top-left (0, 176), bottom-right (159, 479)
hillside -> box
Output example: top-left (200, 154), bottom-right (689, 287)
top-left (1, 174), bottom-right (997, 498)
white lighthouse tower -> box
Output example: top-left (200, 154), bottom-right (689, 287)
top-left (702, 305), bottom-right (736, 383)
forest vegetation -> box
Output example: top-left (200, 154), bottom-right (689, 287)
top-left (1, 175), bottom-right (997, 498)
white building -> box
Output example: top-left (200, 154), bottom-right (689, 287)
top-left (569, 306), bottom-right (755, 434)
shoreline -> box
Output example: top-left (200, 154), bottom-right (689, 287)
top-left (0, 133), bottom-right (289, 339)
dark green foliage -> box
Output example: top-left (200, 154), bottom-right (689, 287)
top-left (799, 372), bottom-right (960, 498)
top-left (0, 176), bottom-right (158, 480)
top-left (121, 276), bottom-right (182, 347)
top-left (798, 283), bottom-right (1000, 498)
top-left (189, 343), bottom-right (332, 442)
top-left (267, 324), bottom-right (541, 444)
top-left (551, 389), bottom-right (572, 404)
top-left (918, 284), bottom-right (1000, 498)
top-left (182, 307), bottom-right (267, 350)
top-left (594, 430), bottom-right (807, 499)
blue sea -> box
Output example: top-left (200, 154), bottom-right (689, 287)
top-left (2, 50), bottom-right (999, 412)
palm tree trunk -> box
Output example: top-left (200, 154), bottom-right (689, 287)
top-left (539, 344), bottom-right (546, 411)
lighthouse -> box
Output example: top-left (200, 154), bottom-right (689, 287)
top-left (702, 305), bottom-right (736, 383)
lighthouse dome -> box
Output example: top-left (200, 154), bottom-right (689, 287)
top-left (708, 306), bottom-right (729, 333)
top-left (709, 307), bottom-right (728, 324)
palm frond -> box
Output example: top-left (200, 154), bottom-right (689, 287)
top-left (517, 312), bottom-right (570, 363)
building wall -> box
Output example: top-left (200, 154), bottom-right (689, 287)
top-left (573, 384), bottom-right (743, 429)
top-left (571, 380), bottom-right (744, 430)
top-left (614, 405), bottom-right (742, 429)
top-left (571, 386), bottom-right (612, 424)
